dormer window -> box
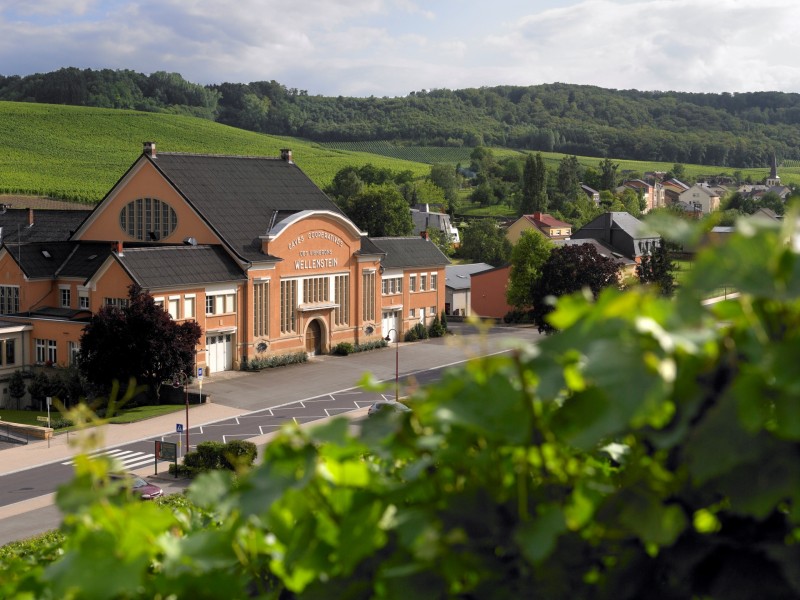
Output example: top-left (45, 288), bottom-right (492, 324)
top-left (119, 198), bottom-right (177, 241)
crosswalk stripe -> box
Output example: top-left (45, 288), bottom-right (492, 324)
top-left (61, 451), bottom-right (161, 468)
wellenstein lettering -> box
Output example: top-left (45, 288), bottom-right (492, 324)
top-left (294, 258), bottom-right (339, 270)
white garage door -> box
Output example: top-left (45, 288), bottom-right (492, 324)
top-left (207, 333), bottom-right (233, 373)
top-left (382, 310), bottom-right (400, 341)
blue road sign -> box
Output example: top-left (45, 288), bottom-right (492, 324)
top-left (176, 423), bottom-right (184, 433)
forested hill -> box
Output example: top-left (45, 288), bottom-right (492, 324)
top-left (4, 67), bottom-right (800, 168)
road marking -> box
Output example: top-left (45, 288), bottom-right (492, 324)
top-left (61, 449), bottom-right (165, 470)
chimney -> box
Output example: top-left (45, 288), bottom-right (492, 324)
top-left (143, 141), bottom-right (156, 158)
top-left (113, 241), bottom-right (124, 257)
top-left (533, 211), bottom-right (542, 220)
top-left (27, 208), bottom-right (34, 227)
top-left (280, 148), bottom-right (293, 163)
top-left (421, 230), bottom-right (429, 241)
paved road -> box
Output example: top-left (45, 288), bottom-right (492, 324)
top-left (202, 323), bottom-right (539, 411)
top-left (0, 324), bottom-right (543, 542)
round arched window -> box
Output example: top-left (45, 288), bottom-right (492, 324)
top-left (119, 198), bottom-right (178, 241)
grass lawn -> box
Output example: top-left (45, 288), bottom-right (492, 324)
top-left (107, 404), bottom-right (185, 424)
top-left (0, 404), bottom-right (185, 427)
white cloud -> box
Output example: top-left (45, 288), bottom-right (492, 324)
top-left (2, 0), bottom-right (800, 95)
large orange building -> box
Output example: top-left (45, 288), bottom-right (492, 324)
top-left (0, 144), bottom-right (448, 406)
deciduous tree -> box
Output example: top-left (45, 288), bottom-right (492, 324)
top-left (520, 153), bottom-right (548, 215)
top-left (8, 370), bottom-right (26, 410)
top-left (506, 230), bottom-right (552, 308)
top-left (79, 285), bottom-right (202, 404)
top-left (599, 156), bottom-right (619, 191)
top-left (341, 184), bottom-right (413, 237)
top-left (458, 218), bottom-right (511, 266)
top-left (637, 241), bottom-right (677, 296)
top-left (531, 243), bottom-right (621, 333)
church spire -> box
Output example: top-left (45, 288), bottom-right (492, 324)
top-left (766, 153), bottom-right (781, 187)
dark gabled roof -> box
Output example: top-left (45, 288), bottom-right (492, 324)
top-left (0, 209), bottom-right (89, 244)
top-left (445, 263), bottom-right (494, 290)
top-left (4, 241), bottom-right (76, 278)
top-left (608, 212), bottom-right (649, 238)
top-left (358, 236), bottom-right (386, 257)
top-left (148, 153), bottom-right (346, 263)
top-left (57, 242), bottom-right (113, 280)
top-left (578, 212), bottom-right (653, 240)
top-left (369, 237), bottom-right (450, 269)
top-left (117, 245), bottom-right (246, 290)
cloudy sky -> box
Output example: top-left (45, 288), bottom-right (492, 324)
top-left (1, 0), bottom-right (799, 97)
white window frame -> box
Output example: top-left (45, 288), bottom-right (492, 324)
top-left (206, 291), bottom-right (236, 315)
top-left (59, 285), bottom-right (71, 309)
top-left (168, 296), bottom-right (180, 320)
top-left (35, 339), bottom-right (46, 363)
top-left (184, 294), bottom-right (196, 319)
top-left (3, 338), bottom-right (16, 366)
top-left (409, 274), bottom-right (417, 293)
top-left (68, 341), bottom-right (80, 366)
top-left (0, 285), bottom-right (20, 314)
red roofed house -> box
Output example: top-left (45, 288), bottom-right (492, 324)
top-left (505, 212), bottom-right (572, 244)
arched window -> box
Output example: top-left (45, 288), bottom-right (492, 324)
top-left (119, 198), bottom-right (178, 241)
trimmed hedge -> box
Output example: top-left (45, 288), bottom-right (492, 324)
top-left (332, 339), bottom-right (388, 356)
top-left (242, 351), bottom-right (308, 371)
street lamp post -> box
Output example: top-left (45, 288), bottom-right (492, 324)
top-left (173, 372), bottom-right (189, 451)
top-left (384, 329), bottom-right (399, 400)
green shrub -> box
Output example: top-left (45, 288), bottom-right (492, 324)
top-left (428, 313), bottom-right (445, 338)
top-left (440, 309), bottom-right (448, 331)
top-left (222, 440), bottom-right (257, 470)
top-left (404, 328), bottom-right (419, 342)
top-left (177, 439), bottom-right (258, 478)
top-left (333, 342), bottom-right (355, 356)
top-left (196, 441), bottom-right (225, 469)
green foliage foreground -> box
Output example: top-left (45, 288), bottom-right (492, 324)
top-left (5, 216), bottom-right (800, 598)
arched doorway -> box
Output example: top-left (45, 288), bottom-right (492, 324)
top-left (305, 319), bottom-right (322, 355)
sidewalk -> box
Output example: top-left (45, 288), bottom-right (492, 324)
top-left (0, 402), bottom-right (247, 478)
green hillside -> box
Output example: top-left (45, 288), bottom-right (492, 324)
top-left (0, 102), bottom-right (430, 203)
top-left (2, 101), bottom-right (799, 206)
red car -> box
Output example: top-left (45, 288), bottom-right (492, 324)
top-left (110, 473), bottom-right (164, 500)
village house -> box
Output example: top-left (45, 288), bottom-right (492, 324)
top-left (617, 179), bottom-right (665, 212)
top-left (580, 184), bottom-right (600, 205)
top-left (410, 204), bottom-right (460, 246)
top-left (570, 211), bottom-right (661, 263)
top-left (679, 183), bottom-right (723, 214)
top-left (445, 262), bottom-right (494, 316)
top-left (0, 144), bottom-right (449, 404)
top-left (505, 212), bottom-right (572, 244)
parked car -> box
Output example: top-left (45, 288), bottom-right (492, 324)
top-left (109, 473), bottom-right (163, 500)
top-left (367, 400), bottom-right (412, 417)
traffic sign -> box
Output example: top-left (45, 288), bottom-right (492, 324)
top-left (197, 367), bottom-right (203, 380)
top-left (176, 423), bottom-right (184, 433)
